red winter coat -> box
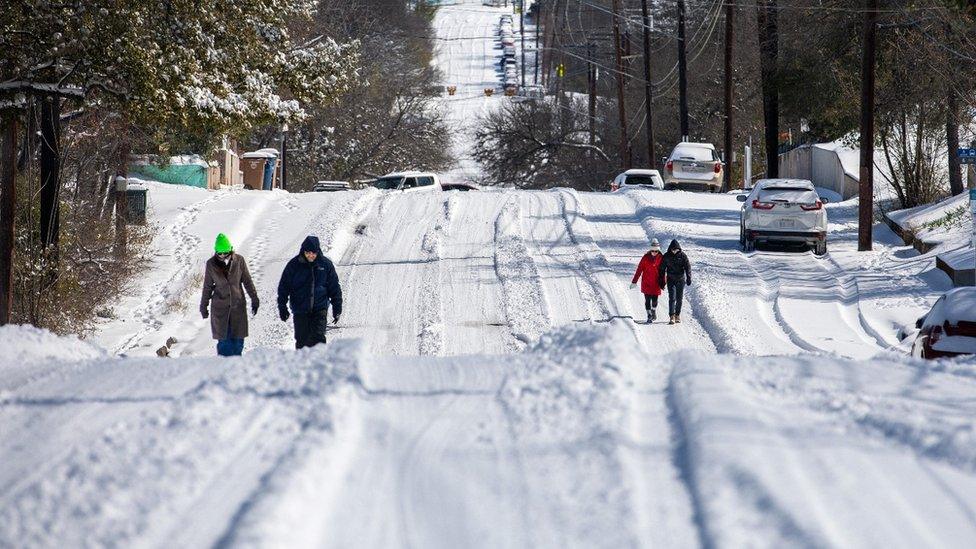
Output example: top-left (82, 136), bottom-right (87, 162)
top-left (632, 252), bottom-right (663, 295)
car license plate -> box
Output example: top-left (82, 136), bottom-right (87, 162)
top-left (682, 164), bottom-right (705, 173)
top-left (778, 218), bottom-right (796, 228)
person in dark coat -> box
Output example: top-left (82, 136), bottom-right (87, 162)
top-left (200, 233), bottom-right (259, 356)
top-left (630, 238), bottom-right (664, 323)
top-left (657, 239), bottom-right (692, 325)
top-left (277, 235), bottom-right (343, 349)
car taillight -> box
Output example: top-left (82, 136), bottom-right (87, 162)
top-left (666, 161), bottom-right (673, 172)
top-left (752, 199), bottom-right (775, 210)
top-left (713, 163), bottom-right (721, 174)
top-left (800, 200), bottom-right (823, 211)
top-left (930, 324), bottom-right (944, 345)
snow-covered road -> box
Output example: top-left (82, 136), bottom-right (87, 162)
top-left (3, 0), bottom-right (975, 545)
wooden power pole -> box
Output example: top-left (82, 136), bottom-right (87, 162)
top-left (722, 0), bottom-right (734, 191)
top-left (858, 0), bottom-right (878, 252)
top-left (639, 0), bottom-right (656, 168)
top-left (612, 0), bottom-right (631, 169)
top-left (0, 117), bottom-right (16, 325)
top-left (757, 0), bottom-right (779, 179)
top-left (677, 0), bottom-right (689, 139)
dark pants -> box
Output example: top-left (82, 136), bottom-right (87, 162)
top-left (667, 280), bottom-right (685, 316)
top-left (217, 325), bottom-right (244, 356)
top-left (643, 294), bottom-right (659, 310)
top-left (294, 309), bottom-right (329, 349)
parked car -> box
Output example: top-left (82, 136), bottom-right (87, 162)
top-left (737, 178), bottom-right (828, 254)
top-left (501, 36), bottom-right (516, 46)
top-left (312, 180), bottom-right (350, 192)
top-left (610, 169), bottom-right (664, 191)
top-left (663, 142), bottom-right (723, 192)
top-left (504, 45), bottom-right (516, 57)
top-left (911, 287), bottom-right (976, 359)
top-left (441, 182), bottom-right (481, 192)
top-left (372, 171), bottom-right (441, 193)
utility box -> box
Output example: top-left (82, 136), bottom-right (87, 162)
top-left (126, 186), bottom-right (148, 225)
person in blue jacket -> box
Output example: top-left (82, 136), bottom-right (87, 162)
top-left (277, 235), bottom-right (343, 349)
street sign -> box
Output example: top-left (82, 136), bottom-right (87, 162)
top-left (959, 148), bottom-right (976, 164)
top-left (971, 189), bottom-right (976, 271)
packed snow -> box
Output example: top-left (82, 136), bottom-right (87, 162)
top-left (3, 0), bottom-right (976, 546)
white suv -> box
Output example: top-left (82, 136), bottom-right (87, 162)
top-left (610, 169), bottom-right (664, 191)
top-left (372, 171), bottom-right (441, 193)
top-left (738, 178), bottom-right (828, 255)
top-left (663, 142), bottom-right (724, 192)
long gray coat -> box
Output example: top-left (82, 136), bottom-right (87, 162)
top-left (200, 254), bottom-right (259, 339)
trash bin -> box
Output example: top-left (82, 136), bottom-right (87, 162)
top-left (262, 157), bottom-right (276, 190)
top-left (241, 150), bottom-right (278, 190)
top-left (126, 186), bottom-right (148, 225)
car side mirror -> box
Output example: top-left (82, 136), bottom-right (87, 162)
top-left (915, 316), bottom-right (925, 329)
top-left (736, 195), bottom-right (747, 203)
top-left (821, 197), bottom-right (830, 204)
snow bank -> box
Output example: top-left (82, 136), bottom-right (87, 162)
top-left (0, 324), bottom-right (107, 366)
top-left (887, 192), bottom-right (971, 248)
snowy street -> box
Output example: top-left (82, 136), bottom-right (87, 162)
top-left (3, 0), bottom-right (976, 547)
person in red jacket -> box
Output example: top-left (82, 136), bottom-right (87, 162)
top-left (630, 238), bottom-right (664, 323)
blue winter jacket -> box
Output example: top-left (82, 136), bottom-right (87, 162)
top-left (277, 236), bottom-right (343, 316)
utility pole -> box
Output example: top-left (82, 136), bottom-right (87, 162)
top-left (534, 1), bottom-right (541, 85)
top-left (639, 0), bottom-right (655, 168)
top-left (520, 0), bottom-right (527, 88)
top-left (677, 0), bottom-right (689, 140)
top-left (588, 44), bottom-right (597, 147)
top-left (281, 123), bottom-right (288, 191)
top-left (722, 0), bottom-right (734, 190)
top-left (612, 0), bottom-right (630, 169)
top-left (946, 86), bottom-right (963, 196)
top-left (857, 0), bottom-right (878, 252)
top-left (0, 117), bottom-right (16, 325)
top-left (757, 0), bottom-right (779, 178)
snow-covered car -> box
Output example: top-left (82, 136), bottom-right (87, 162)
top-left (911, 288), bottom-right (976, 359)
top-left (501, 36), bottom-right (516, 47)
top-left (372, 171), bottom-right (441, 193)
top-left (610, 169), bottom-right (664, 191)
top-left (503, 45), bottom-right (516, 57)
top-left (312, 180), bottom-right (350, 192)
top-left (663, 142), bottom-right (723, 192)
top-left (737, 178), bottom-right (828, 254)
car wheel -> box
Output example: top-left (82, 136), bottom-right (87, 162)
top-left (814, 240), bottom-right (827, 256)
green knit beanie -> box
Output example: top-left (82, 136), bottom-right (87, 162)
top-left (214, 233), bottom-right (233, 254)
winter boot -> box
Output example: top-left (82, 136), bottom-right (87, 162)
top-left (646, 310), bottom-right (653, 324)
top-left (675, 314), bottom-right (682, 324)
top-left (669, 315), bottom-right (676, 325)
top-left (650, 309), bottom-right (657, 323)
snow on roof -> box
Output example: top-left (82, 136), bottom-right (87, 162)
top-left (623, 169), bottom-right (661, 176)
top-left (379, 171), bottom-right (436, 177)
top-left (675, 142), bottom-right (715, 149)
top-left (129, 154), bottom-right (209, 167)
top-left (241, 151), bottom-right (276, 159)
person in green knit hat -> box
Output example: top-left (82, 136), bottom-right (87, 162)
top-left (200, 233), bottom-right (259, 356)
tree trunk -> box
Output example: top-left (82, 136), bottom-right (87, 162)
top-left (114, 141), bottom-right (130, 257)
top-left (39, 95), bottom-right (62, 249)
top-left (946, 87), bottom-right (963, 196)
top-left (757, 0), bottom-right (779, 178)
top-left (640, 0), bottom-right (656, 168)
top-left (612, 0), bottom-right (630, 169)
top-left (0, 116), bottom-right (16, 325)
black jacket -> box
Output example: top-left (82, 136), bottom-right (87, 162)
top-left (277, 236), bottom-right (343, 316)
top-left (658, 239), bottom-right (692, 286)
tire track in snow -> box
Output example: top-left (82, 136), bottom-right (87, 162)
top-left (492, 194), bottom-right (551, 349)
top-left (417, 195), bottom-right (455, 356)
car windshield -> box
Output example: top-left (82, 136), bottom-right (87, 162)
top-left (373, 176), bottom-right (403, 190)
top-left (672, 146), bottom-right (714, 161)
top-left (625, 175), bottom-right (657, 186)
